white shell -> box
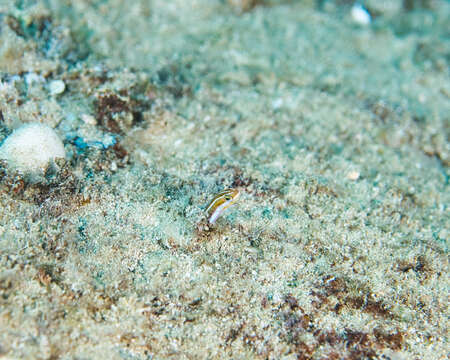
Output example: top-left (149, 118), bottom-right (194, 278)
top-left (351, 3), bottom-right (371, 25)
top-left (0, 123), bottom-right (66, 181)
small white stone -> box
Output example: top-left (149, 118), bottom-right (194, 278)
top-left (0, 123), bottom-right (66, 181)
top-left (351, 3), bottom-right (371, 25)
top-left (81, 113), bottom-right (97, 125)
top-left (347, 171), bottom-right (360, 181)
top-left (25, 73), bottom-right (44, 85)
top-left (49, 80), bottom-right (65, 95)
top-left (272, 98), bottom-right (283, 110)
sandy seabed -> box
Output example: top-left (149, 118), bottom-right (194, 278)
top-left (0, 1), bottom-right (448, 359)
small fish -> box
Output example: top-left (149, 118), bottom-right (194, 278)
top-left (206, 188), bottom-right (240, 224)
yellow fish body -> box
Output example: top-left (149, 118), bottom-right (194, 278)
top-left (206, 188), bottom-right (240, 224)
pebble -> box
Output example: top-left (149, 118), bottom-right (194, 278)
top-left (347, 171), bottom-right (360, 181)
top-left (49, 80), bottom-right (66, 95)
top-left (81, 114), bottom-right (97, 125)
top-left (0, 123), bottom-right (66, 182)
top-left (351, 3), bottom-right (371, 25)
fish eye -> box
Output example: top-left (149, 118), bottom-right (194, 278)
top-left (225, 195), bottom-right (231, 201)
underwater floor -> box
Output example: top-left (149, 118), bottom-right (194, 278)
top-left (0, 1), bottom-right (448, 359)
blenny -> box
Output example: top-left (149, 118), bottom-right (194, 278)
top-left (206, 188), bottom-right (240, 224)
